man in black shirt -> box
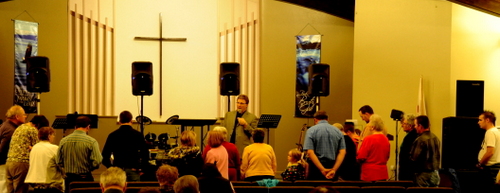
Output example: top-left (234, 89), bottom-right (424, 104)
top-left (102, 111), bottom-right (149, 181)
top-left (399, 114), bottom-right (418, 181)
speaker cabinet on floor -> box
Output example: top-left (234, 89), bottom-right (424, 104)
top-left (307, 63), bottom-right (329, 96)
top-left (442, 116), bottom-right (485, 170)
top-left (456, 80), bottom-right (484, 117)
top-left (220, 62), bottom-right (240, 96)
top-left (132, 62), bottom-right (153, 96)
top-left (26, 56), bottom-right (50, 93)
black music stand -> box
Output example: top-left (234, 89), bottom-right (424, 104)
top-left (171, 119), bottom-right (217, 150)
top-left (257, 114), bottom-right (281, 144)
top-left (52, 118), bottom-right (68, 129)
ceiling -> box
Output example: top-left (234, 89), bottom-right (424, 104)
top-left (279, 0), bottom-right (500, 22)
top-left (278, 0), bottom-right (355, 21)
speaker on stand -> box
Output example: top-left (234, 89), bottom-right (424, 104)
top-left (220, 62), bottom-right (240, 112)
top-left (132, 61), bottom-right (153, 135)
top-left (26, 56), bottom-right (51, 115)
top-left (307, 63), bottom-right (330, 111)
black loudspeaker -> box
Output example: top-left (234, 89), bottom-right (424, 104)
top-left (26, 56), bottom-right (50, 93)
top-left (390, 109), bottom-right (404, 120)
top-left (456, 80), bottom-right (484, 117)
top-left (220, 62), bottom-right (240, 95)
top-left (307, 63), bottom-right (329, 96)
top-left (132, 62), bottom-right (153, 96)
top-left (442, 117), bottom-right (485, 170)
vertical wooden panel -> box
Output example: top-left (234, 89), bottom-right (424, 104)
top-left (109, 19), bottom-right (115, 116)
top-left (101, 18), bottom-right (106, 114)
top-left (69, 8), bottom-right (77, 113)
top-left (96, 14), bottom-right (103, 116)
top-left (253, 17), bottom-right (260, 116)
top-left (217, 1), bottom-right (260, 117)
top-left (87, 12), bottom-right (94, 114)
top-left (68, 5), bottom-right (114, 116)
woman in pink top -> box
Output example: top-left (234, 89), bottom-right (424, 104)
top-left (204, 130), bottom-right (229, 179)
top-left (202, 126), bottom-right (240, 180)
top-left (356, 114), bottom-right (390, 181)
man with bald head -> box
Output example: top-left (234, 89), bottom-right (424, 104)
top-left (0, 105), bottom-right (27, 193)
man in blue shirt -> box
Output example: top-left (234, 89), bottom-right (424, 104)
top-left (304, 110), bottom-right (346, 180)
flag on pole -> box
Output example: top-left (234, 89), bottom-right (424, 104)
top-left (417, 77), bottom-right (427, 115)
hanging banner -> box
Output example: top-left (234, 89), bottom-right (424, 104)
top-left (295, 35), bottom-right (321, 117)
top-left (14, 20), bottom-right (38, 113)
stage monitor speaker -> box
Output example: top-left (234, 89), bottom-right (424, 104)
top-left (442, 116), bottom-right (485, 170)
top-left (220, 62), bottom-right (240, 95)
top-left (307, 63), bottom-right (329, 96)
top-left (26, 56), bottom-right (50, 93)
top-left (132, 62), bottom-right (153, 96)
top-left (456, 80), bottom-right (484, 117)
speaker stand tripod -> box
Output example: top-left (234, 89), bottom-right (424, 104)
top-left (393, 118), bottom-right (401, 180)
top-left (140, 95), bottom-right (145, 135)
top-left (227, 95), bottom-right (231, 112)
top-left (36, 92), bottom-right (42, 115)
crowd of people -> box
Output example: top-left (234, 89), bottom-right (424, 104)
top-left (0, 95), bottom-right (499, 193)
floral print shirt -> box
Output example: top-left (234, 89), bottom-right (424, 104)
top-left (7, 123), bottom-right (39, 163)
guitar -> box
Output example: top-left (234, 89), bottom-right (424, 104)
top-left (296, 124), bottom-right (307, 152)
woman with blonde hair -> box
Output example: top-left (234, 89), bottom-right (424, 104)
top-left (356, 114), bottom-right (390, 181)
top-left (164, 131), bottom-right (203, 177)
top-left (204, 130), bottom-right (229, 179)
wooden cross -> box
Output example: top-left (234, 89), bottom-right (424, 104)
top-left (134, 13), bottom-right (187, 116)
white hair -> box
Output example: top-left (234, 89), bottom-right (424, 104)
top-left (212, 126), bottom-right (228, 140)
top-left (369, 114), bottom-right (385, 132)
top-left (100, 167), bottom-right (126, 188)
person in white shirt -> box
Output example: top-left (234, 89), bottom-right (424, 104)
top-left (25, 127), bottom-right (64, 193)
top-left (477, 111), bottom-right (500, 193)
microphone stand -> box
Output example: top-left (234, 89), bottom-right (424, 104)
top-left (140, 95), bottom-right (145, 135)
top-left (227, 95), bottom-right (231, 112)
top-left (393, 118), bottom-right (401, 181)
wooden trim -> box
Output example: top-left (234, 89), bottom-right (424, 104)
top-left (70, 11), bottom-right (113, 32)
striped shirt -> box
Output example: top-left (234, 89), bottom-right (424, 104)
top-left (56, 130), bottom-right (102, 174)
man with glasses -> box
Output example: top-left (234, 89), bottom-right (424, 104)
top-left (410, 115), bottom-right (441, 187)
top-left (399, 114), bottom-right (418, 181)
top-left (0, 105), bottom-right (27, 193)
top-left (222, 94), bottom-right (257, 156)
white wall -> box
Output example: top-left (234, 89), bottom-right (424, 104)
top-left (451, 4), bottom-right (500, 121)
top-left (353, 0), bottom-right (452, 176)
top-left (114, 0), bottom-right (219, 122)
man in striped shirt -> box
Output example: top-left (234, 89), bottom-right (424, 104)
top-left (57, 116), bottom-right (102, 192)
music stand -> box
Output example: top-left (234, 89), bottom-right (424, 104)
top-left (52, 117), bottom-right (68, 129)
top-left (257, 114), bottom-right (282, 144)
top-left (171, 119), bottom-right (217, 151)
top-left (52, 117), bottom-right (70, 137)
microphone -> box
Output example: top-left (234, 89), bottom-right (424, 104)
top-left (236, 109), bottom-right (242, 126)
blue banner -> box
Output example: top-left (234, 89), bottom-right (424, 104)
top-left (295, 35), bottom-right (321, 117)
top-left (14, 20), bottom-right (38, 113)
